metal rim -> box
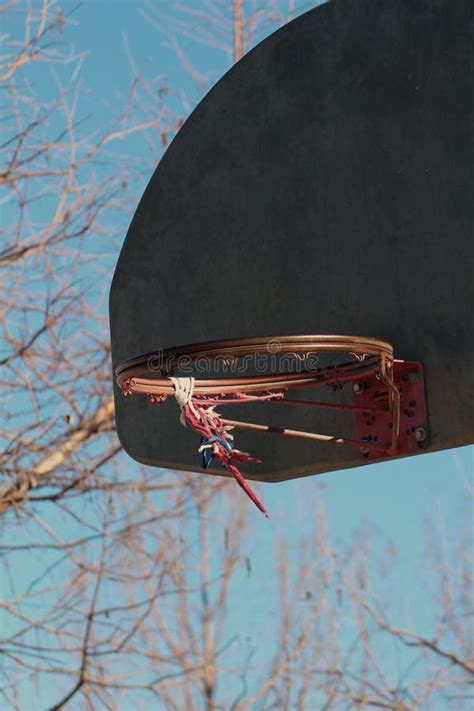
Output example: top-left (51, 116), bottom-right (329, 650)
top-left (116, 334), bottom-right (394, 383)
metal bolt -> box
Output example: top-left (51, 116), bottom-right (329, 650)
top-left (353, 382), bottom-right (364, 395)
top-left (414, 427), bottom-right (427, 442)
top-left (407, 371), bottom-right (418, 383)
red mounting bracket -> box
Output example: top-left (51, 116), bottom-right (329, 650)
top-left (352, 360), bottom-right (429, 460)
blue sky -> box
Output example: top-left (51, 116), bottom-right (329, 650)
top-left (2, 1), bottom-right (473, 707)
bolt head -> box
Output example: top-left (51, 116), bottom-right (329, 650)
top-left (353, 382), bottom-right (364, 395)
top-left (414, 427), bottom-right (427, 442)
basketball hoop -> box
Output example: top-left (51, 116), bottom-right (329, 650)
top-left (116, 335), bottom-right (427, 517)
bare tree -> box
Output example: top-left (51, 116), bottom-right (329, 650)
top-left (4, 483), bottom-right (470, 709)
top-left (1, 2), bottom-right (472, 710)
top-left (140, 0), bottom-right (315, 98)
top-left (0, 0), bottom-right (172, 512)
